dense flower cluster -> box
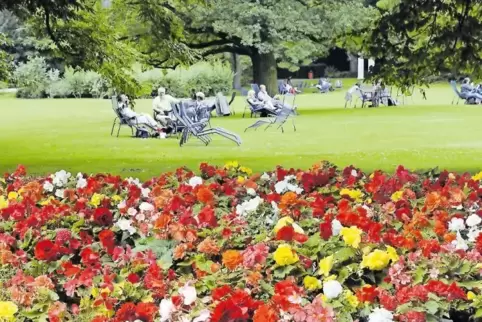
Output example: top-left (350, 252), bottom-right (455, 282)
top-left (0, 162), bottom-right (482, 321)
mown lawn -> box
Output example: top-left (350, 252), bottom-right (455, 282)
top-left (1, 83), bottom-right (480, 179)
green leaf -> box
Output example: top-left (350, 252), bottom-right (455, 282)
top-left (457, 280), bottom-right (482, 289)
top-left (273, 265), bottom-right (296, 279)
top-left (424, 301), bottom-right (439, 315)
top-left (333, 247), bottom-right (356, 263)
top-left (413, 266), bottom-right (425, 285)
top-left (475, 308), bottom-right (482, 318)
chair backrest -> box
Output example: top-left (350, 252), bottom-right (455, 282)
top-left (450, 81), bottom-right (464, 99)
top-left (251, 84), bottom-right (260, 95)
top-left (111, 96), bottom-right (130, 124)
top-left (272, 107), bottom-right (294, 124)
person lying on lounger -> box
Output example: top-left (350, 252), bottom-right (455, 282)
top-left (461, 78), bottom-right (482, 102)
top-left (247, 90), bottom-right (278, 113)
top-left (118, 94), bottom-right (161, 131)
top-left (152, 87), bottom-right (180, 129)
top-left (257, 85), bottom-right (295, 111)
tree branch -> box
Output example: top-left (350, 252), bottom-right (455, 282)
top-left (182, 38), bottom-right (233, 49)
top-left (202, 45), bottom-right (252, 57)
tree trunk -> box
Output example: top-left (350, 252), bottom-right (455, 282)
top-left (232, 53), bottom-right (242, 90)
top-left (252, 51), bottom-right (278, 96)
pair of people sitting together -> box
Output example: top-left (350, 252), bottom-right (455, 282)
top-left (247, 85), bottom-right (296, 115)
top-left (117, 88), bottom-right (210, 138)
top-left (461, 78), bottom-right (482, 103)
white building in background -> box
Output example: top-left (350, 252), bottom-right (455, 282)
top-left (356, 55), bottom-right (376, 80)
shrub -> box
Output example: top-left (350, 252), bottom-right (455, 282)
top-left (13, 56), bottom-right (49, 98)
top-left (136, 61), bottom-right (234, 98)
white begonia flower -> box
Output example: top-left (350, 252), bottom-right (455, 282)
top-left (467, 228), bottom-right (481, 242)
top-left (275, 180), bottom-right (288, 194)
top-left (452, 232), bottom-right (469, 251)
top-left (271, 201), bottom-right (280, 216)
top-left (179, 282), bottom-right (197, 306)
top-left (193, 309), bottom-right (211, 322)
top-left (247, 188), bottom-right (256, 196)
top-left (331, 219), bottom-right (343, 236)
top-left (141, 187), bottom-right (150, 199)
top-left (368, 308), bottom-right (393, 322)
top-left (260, 172), bottom-right (270, 181)
top-left (136, 213), bottom-right (146, 222)
top-left (188, 176), bottom-right (203, 188)
top-left (139, 202), bottom-right (155, 212)
top-left (127, 177), bottom-right (140, 186)
top-left (117, 200), bottom-right (126, 210)
top-left (159, 299), bottom-right (176, 322)
top-left (43, 181), bottom-right (54, 192)
top-left (127, 207), bottom-right (137, 217)
top-left (76, 172), bottom-right (83, 179)
top-left (448, 217), bottom-right (466, 232)
top-left (235, 196), bottom-right (263, 216)
top-left (351, 169), bottom-right (358, 177)
top-left (466, 214), bottom-right (482, 227)
top-left (116, 219), bottom-right (136, 235)
top-left (53, 170), bottom-right (71, 187)
top-left (288, 293), bottom-right (303, 305)
top-left (54, 189), bottom-right (65, 199)
top-left (323, 280), bottom-right (343, 299)
top-left (76, 177), bottom-right (87, 189)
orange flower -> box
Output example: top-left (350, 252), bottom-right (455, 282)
top-left (253, 304), bottom-right (278, 322)
top-left (155, 214), bottom-right (171, 229)
top-left (434, 220), bottom-right (447, 236)
top-left (449, 187), bottom-right (465, 205)
top-left (222, 250), bottom-right (243, 270)
top-left (34, 276), bottom-right (54, 289)
top-left (153, 188), bottom-right (173, 209)
top-left (444, 233), bottom-right (457, 243)
top-left (197, 237), bottom-right (220, 255)
top-left (246, 271), bottom-right (262, 286)
top-left (197, 186), bottom-right (214, 204)
top-left (211, 262), bottom-right (221, 273)
top-left (425, 192), bottom-right (441, 212)
top-left (173, 244), bottom-right (188, 260)
top-left (20, 181), bottom-right (43, 203)
top-left (169, 223), bottom-right (186, 241)
top-left (279, 192), bottom-right (298, 210)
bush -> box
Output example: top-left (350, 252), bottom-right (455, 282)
top-left (13, 56), bottom-right (49, 98)
top-left (136, 61), bottom-right (234, 98)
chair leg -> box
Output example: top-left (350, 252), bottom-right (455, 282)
top-left (292, 119), bottom-right (296, 132)
top-left (111, 118), bottom-right (118, 136)
top-left (117, 123), bottom-right (122, 137)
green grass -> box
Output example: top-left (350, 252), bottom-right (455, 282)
top-left (1, 83), bottom-right (480, 179)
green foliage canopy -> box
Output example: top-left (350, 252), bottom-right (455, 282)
top-left (360, 0), bottom-right (482, 87)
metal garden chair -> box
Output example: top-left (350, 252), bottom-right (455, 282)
top-left (244, 107), bottom-right (296, 133)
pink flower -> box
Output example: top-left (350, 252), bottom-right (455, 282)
top-left (242, 243), bottom-right (269, 269)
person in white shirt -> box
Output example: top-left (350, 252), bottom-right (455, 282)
top-left (118, 94), bottom-right (160, 130)
top-left (152, 87), bottom-right (180, 128)
top-left (257, 85), bottom-right (294, 111)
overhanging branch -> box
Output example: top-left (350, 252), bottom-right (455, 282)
top-left (202, 45), bottom-right (252, 57)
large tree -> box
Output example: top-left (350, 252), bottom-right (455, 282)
top-left (359, 0), bottom-right (482, 87)
top-left (131, 0), bottom-right (371, 94)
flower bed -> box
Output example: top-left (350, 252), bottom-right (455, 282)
top-left (0, 162), bottom-right (481, 321)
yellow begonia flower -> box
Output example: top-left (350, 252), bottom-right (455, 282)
top-left (39, 196), bottom-right (55, 206)
top-left (390, 190), bottom-right (404, 202)
top-left (472, 171), bottom-right (482, 181)
top-left (361, 249), bottom-right (390, 271)
top-left (237, 176), bottom-right (246, 184)
top-left (467, 291), bottom-right (476, 301)
top-left (7, 192), bottom-right (17, 200)
top-left (318, 255), bottom-right (334, 277)
top-left (303, 276), bottom-right (321, 291)
top-left (111, 195), bottom-right (123, 203)
top-left (340, 226), bottom-right (362, 248)
top-left (274, 217), bottom-right (304, 234)
top-left (273, 244), bottom-right (299, 266)
top-left (340, 188), bottom-right (364, 202)
top-left (386, 246), bottom-right (399, 263)
top-left (345, 291), bottom-right (359, 308)
top-left (0, 301), bottom-right (18, 318)
top-left (239, 166), bottom-right (252, 175)
top-left (225, 161), bottom-right (239, 169)
top-left (0, 197), bottom-right (8, 210)
top-left (90, 193), bottom-right (104, 207)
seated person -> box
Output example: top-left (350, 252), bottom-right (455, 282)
top-left (247, 90), bottom-right (277, 112)
top-left (152, 87), bottom-right (180, 128)
top-left (461, 78), bottom-right (482, 102)
top-left (118, 94), bottom-right (160, 132)
top-left (257, 85), bottom-right (294, 111)
top-left (286, 77), bottom-right (301, 94)
top-left (316, 78), bottom-right (332, 92)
